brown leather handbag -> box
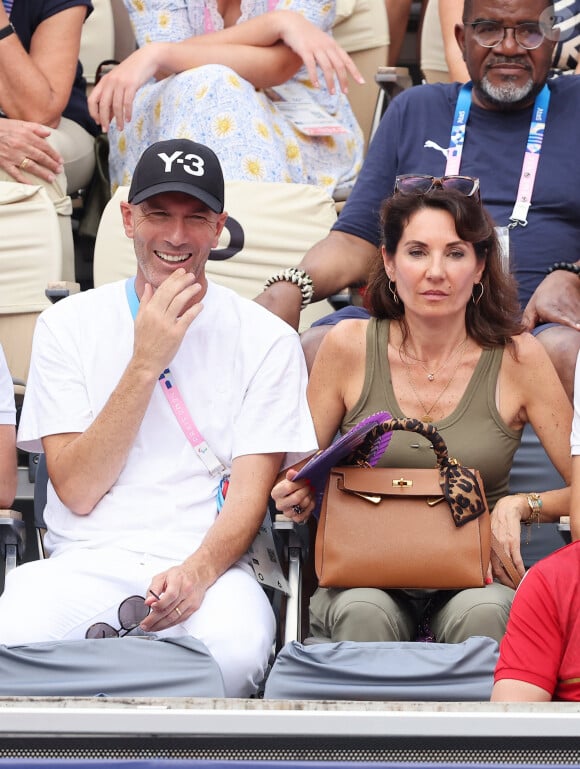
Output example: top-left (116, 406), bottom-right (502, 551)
top-left (315, 417), bottom-right (494, 590)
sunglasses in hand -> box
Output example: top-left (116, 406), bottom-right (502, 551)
top-left (85, 595), bottom-right (150, 639)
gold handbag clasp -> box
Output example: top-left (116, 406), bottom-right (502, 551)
top-left (392, 477), bottom-right (413, 487)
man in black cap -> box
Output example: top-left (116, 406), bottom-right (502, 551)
top-left (3, 139), bottom-right (317, 697)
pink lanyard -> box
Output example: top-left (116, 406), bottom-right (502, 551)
top-left (158, 369), bottom-right (226, 477)
top-left (125, 278), bottom-right (226, 478)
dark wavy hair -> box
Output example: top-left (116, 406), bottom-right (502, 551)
top-left (365, 188), bottom-right (524, 347)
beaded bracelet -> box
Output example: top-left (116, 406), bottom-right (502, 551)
top-left (546, 261), bottom-right (580, 277)
top-left (263, 267), bottom-right (314, 310)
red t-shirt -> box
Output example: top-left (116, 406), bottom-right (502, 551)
top-left (494, 541), bottom-right (580, 701)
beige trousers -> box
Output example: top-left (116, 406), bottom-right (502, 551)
top-left (0, 117), bottom-right (95, 281)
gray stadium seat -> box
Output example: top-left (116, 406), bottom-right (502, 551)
top-left (264, 636), bottom-right (499, 701)
top-left (0, 634), bottom-right (226, 697)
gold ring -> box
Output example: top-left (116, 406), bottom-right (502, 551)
top-left (19, 157), bottom-right (30, 170)
top-left (174, 606), bottom-right (182, 617)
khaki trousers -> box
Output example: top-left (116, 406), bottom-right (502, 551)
top-left (309, 583), bottom-right (514, 644)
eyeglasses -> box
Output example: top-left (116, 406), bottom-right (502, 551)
top-left (85, 595), bottom-right (150, 639)
top-left (394, 175), bottom-right (481, 200)
top-left (464, 21), bottom-right (545, 50)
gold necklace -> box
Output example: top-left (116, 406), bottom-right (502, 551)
top-left (400, 342), bottom-right (468, 423)
top-left (400, 337), bottom-right (468, 381)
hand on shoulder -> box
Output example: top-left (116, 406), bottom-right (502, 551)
top-left (508, 329), bottom-right (549, 362)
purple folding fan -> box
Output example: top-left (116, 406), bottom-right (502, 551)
top-left (295, 411), bottom-right (393, 518)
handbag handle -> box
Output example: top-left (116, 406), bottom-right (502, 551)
top-left (346, 417), bottom-right (487, 528)
top-left (347, 417), bottom-right (449, 468)
top-left (491, 533), bottom-right (522, 589)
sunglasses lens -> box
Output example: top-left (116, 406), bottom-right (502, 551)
top-left (396, 176), bottom-right (435, 194)
top-left (441, 177), bottom-right (477, 196)
top-left (118, 595), bottom-right (150, 631)
top-left (396, 175), bottom-right (479, 200)
top-left (85, 622), bottom-right (118, 639)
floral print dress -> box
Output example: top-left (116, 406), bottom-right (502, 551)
top-left (108, 0), bottom-right (364, 194)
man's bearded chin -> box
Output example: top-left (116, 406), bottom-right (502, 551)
top-left (476, 73), bottom-right (536, 110)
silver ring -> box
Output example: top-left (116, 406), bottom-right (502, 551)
top-left (292, 504), bottom-right (303, 515)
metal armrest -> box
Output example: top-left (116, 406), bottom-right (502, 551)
top-left (45, 282), bottom-right (81, 304)
top-left (370, 66), bottom-right (414, 141)
top-left (0, 509), bottom-right (26, 576)
top-left (374, 66), bottom-right (414, 93)
top-left (559, 515), bottom-right (571, 545)
top-left (273, 515), bottom-right (308, 645)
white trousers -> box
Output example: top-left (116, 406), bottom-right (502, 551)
top-left (0, 547), bottom-right (275, 697)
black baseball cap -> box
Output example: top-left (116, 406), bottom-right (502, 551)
top-left (128, 138), bottom-right (225, 213)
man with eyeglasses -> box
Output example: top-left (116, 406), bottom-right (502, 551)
top-left (258, 0), bottom-right (580, 405)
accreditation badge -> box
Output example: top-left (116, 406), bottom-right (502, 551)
top-left (495, 225), bottom-right (511, 273)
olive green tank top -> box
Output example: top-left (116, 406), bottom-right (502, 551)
top-left (342, 318), bottom-right (522, 511)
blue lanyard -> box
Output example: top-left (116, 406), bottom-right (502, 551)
top-left (446, 82), bottom-right (551, 227)
top-left (445, 82), bottom-right (473, 175)
top-left (125, 276), bottom-right (140, 319)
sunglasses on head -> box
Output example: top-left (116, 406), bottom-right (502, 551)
top-left (394, 175), bottom-right (481, 200)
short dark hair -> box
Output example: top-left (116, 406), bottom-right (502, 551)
top-left (463, 0), bottom-right (553, 20)
top-left (365, 189), bottom-right (524, 348)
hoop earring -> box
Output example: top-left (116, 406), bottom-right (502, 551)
top-left (472, 282), bottom-right (484, 306)
top-left (388, 279), bottom-right (399, 304)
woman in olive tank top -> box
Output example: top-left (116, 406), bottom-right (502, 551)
top-left (272, 181), bottom-right (572, 644)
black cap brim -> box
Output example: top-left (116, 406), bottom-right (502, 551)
top-left (129, 181), bottom-right (224, 213)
